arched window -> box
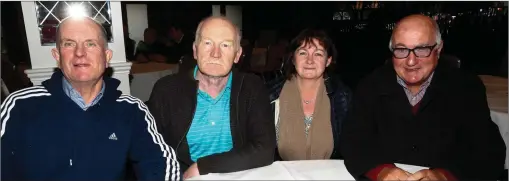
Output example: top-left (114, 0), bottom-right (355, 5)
top-left (35, 1), bottom-right (113, 45)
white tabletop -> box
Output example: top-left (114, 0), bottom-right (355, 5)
top-left (189, 160), bottom-right (428, 180)
top-left (480, 75), bottom-right (507, 113)
top-left (187, 76), bottom-right (508, 180)
top-left (130, 64), bottom-right (179, 102)
top-left (479, 75), bottom-right (508, 169)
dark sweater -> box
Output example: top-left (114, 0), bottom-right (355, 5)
top-left (340, 60), bottom-right (506, 180)
top-left (1, 70), bottom-right (180, 181)
top-left (147, 68), bottom-right (276, 175)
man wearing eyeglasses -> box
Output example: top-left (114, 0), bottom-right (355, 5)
top-left (340, 14), bottom-right (505, 181)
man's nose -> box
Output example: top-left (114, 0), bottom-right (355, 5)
top-left (210, 45), bottom-right (221, 58)
top-left (406, 52), bottom-right (418, 67)
top-left (75, 44), bottom-right (86, 57)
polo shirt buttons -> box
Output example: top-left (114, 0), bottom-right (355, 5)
top-left (211, 121), bottom-right (215, 126)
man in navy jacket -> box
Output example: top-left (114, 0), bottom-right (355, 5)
top-left (1, 16), bottom-right (180, 181)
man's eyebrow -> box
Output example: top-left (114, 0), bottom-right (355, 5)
top-left (222, 40), bottom-right (234, 44)
top-left (394, 43), bottom-right (406, 48)
top-left (394, 43), bottom-right (434, 48)
top-left (201, 37), bottom-right (212, 41)
top-left (61, 38), bottom-right (99, 43)
top-left (415, 43), bottom-right (434, 47)
top-left (60, 38), bottom-right (76, 42)
top-left (200, 38), bottom-right (234, 44)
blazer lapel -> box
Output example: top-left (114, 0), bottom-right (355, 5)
top-left (378, 65), bottom-right (415, 121)
top-left (416, 59), bottom-right (451, 113)
top-left (229, 69), bottom-right (243, 148)
top-left (174, 69), bottom-right (198, 166)
top-left (179, 69), bottom-right (199, 137)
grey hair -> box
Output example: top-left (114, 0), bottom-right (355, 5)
top-left (388, 18), bottom-right (442, 50)
top-left (56, 16), bottom-right (109, 48)
top-left (193, 15), bottom-right (242, 51)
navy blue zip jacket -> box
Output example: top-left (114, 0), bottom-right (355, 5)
top-left (1, 70), bottom-right (180, 181)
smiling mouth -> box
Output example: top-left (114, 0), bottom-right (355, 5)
top-left (405, 68), bottom-right (420, 72)
top-left (73, 63), bottom-right (91, 67)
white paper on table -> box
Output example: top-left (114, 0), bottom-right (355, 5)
top-left (188, 162), bottom-right (295, 180)
top-left (490, 110), bottom-right (509, 169)
top-left (280, 160), bottom-right (355, 180)
top-left (395, 163), bottom-right (429, 174)
top-left (188, 160), bottom-right (431, 180)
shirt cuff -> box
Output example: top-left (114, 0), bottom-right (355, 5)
top-left (432, 168), bottom-right (457, 181)
top-left (365, 164), bottom-right (397, 181)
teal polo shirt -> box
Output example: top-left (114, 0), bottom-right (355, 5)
top-left (186, 66), bottom-right (233, 162)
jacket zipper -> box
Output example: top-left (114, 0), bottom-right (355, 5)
top-left (69, 110), bottom-right (81, 168)
top-left (70, 119), bottom-right (77, 168)
top-left (69, 104), bottom-right (96, 167)
top-left (70, 106), bottom-right (91, 167)
top-left (175, 81), bottom-right (199, 165)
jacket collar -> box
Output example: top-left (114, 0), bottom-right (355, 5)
top-left (323, 72), bottom-right (343, 96)
top-left (376, 58), bottom-right (452, 113)
top-left (42, 69), bottom-right (122, 102)
top-left (175, 66), bottom-right (245, 160)
top-left (180, 66), bottom-right (242, 85)
top-left (377, 58), bottom-right (448, 96)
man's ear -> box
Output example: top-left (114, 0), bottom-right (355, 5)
top-left (192, 43), bottom-right (198, 60)
top-left (233, 46), bottom-right (243, 64)
top-left (51, 48), bottom-right (61, 67)
top-left (105, 49), bottom-right (113, 67)
top-left (437, 41), bottom-right (444, 55)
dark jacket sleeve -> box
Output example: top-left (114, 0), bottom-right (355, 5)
top-left (448, 74), bottom-right (506, 180)
top-left (196, 77), bottom-right (276, 175)
top-left (340, 77), bottom-right (384, 180)
top-left (129, 100), bottom-right (181, 181)
top-left (147, 79), bottom-right (167, 135)
top-left (334, 81), bottom-right (353, 130)
top-left (331, 81), bottom-right (352, 159)
top-left (1, 94), bottom-right (23, 181)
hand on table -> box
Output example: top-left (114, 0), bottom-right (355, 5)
top-left (407, 169), bottom-right (447, 181)
top-left (183, 163), bottom-right (200, 180)
top-left (378, 167), bottom-right (411, 181)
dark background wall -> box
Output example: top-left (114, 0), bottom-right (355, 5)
top-left (2, 1), bottom-right (507, 89)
